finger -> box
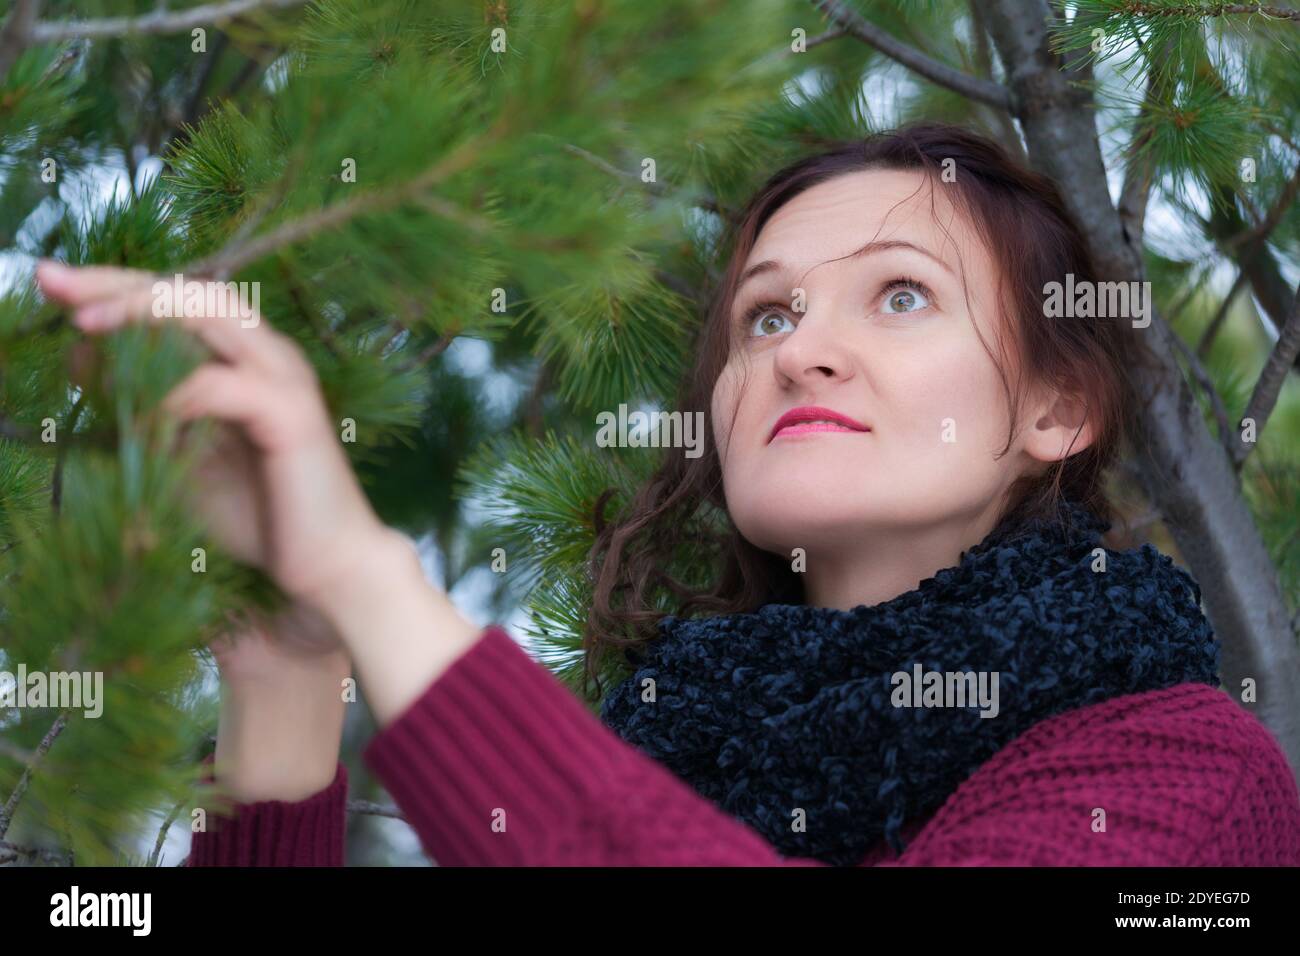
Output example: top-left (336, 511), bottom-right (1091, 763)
top-left (71, 278), bottom-right (292, 377)
top-left (35, 260), bottom-right (154, 306)
top-left (162, 363), bottom-right (284, 445)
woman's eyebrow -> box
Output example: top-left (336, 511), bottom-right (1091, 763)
top-left (737, 240), bottom-right (956, 294)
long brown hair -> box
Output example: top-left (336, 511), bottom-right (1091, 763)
top-left (583, 121), bottom-right (1137, 696)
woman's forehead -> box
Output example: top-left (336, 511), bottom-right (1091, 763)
top-left (745, 167), bottom-right (978, 279)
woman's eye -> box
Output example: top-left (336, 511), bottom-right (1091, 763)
top-left (881, 284), bottom-right (931, 314)
top-left (750, 309), bottom-right (795, 337)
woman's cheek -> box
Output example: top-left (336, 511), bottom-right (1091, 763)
top-left (710, 362), bottom-right (746, 465)
top-left (878, 351), bottom-right (998, 467)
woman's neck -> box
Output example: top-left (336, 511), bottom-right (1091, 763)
top-left (800, 507), bottom-right (1003, 611)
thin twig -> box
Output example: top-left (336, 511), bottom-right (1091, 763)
top-left (561, 142), bottom-right (735, 224)
top-left (1118, 35), bottom-right (1177, 251)
top-left (147, 799), bottom-right (186, 867)
top-left (395, 328), bottom-right (457, 373)
top-left (0, 711), bottom-right (68, 841)
top-left (1232, 279), bottom-right (1300, 468)
top-left (278, 257), bottom-right (343, 359)
top-left (346, 799), bottom-right (405, 821)
top-left (51, 392), bottom-right (86, 515)
top-left (0, 840), bottom-right (69, 865)
top-left (1220, 159), bottom-right (1300, 252)
top-left (189, 118), bottom-right (510, 280)
top-left (802, 27), bottom-right (846, 50)
top-left (1196, 270), bottom-right (1248, 359)
top-left (30, 0), bottom-right (308, 44)
top-left (562, 142), bottom-right (668, 197)
top-left (377, 320), bottom-right (408, 355)
top-left (1164, 262), bottom-right (1216, 328)
top-left (1169, 328), bottom-right (1235, 449)
top-left (524, 361), bottom-right (548, 440)
top-left (1115, 2), bottom-right (1300, 22)
top-left (182, 30), bottom-right (230, 129)
top-left (808, 0), bottom-right (1012, 110)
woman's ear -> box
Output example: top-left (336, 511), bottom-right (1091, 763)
top-left (1023, 381), bottom-right (1096, 465)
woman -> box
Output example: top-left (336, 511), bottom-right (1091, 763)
top-left (34, 122), bottom-right (1300, 866)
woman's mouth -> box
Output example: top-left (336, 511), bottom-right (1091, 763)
top-left (769, 406), bottom-right (871, 443)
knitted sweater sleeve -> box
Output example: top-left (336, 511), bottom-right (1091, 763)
top-left (362, 626), bottom-right (1300, 867)
top-left (186, 761), bottom-right (348, 866)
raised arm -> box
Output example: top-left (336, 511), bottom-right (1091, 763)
top-left (38, 262), bottom-right (1298, 869)
top-left (187, 607), bottom-right (352, 866)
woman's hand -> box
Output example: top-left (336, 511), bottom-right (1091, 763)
top-left (35, 260), bottom-right (484, 726)
top-left (35, 260), bottom-right (390, 609)
top-left (211, 605), bottom-right (352, 803)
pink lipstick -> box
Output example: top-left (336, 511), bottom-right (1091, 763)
top-left (769, 405), bottom-right (870, 443)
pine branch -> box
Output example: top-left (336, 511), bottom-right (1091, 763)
top-left (1107, 2), bottom-right (1300, 22)
top-left (808, 0), bottom-right (1012, 110)
top-left (1233, 279), bottom-right (1300, 467)
top-left (805, 27), bottom-right (847, 49)
top-left (189, 118), bottom-right (509, 279)
top-left (29, 0), bottom-right (308, 44)
top-left (0, 711), bottom-right (68, 841)
top-left (1182, 58), bottom-right (1300, 366)
top-left (163, 42), bottom-right (282, 162)
top-left (560, 141), bottom-right (737, 225)
top-left (278, 258), bottom-right (343, 360)
top-left (147, 798), bottom-right (186, 867)
top-left (562, 143), bottom-right (664, 193)
top-left (1118, 36), bottom-right (1178, 249)
top-left (180, 31), bottom-right (231, 130)
top-left (0, 839), bottom-right (70, 865)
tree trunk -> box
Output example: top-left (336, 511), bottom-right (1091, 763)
top-left (984, 0), bottom-right (1300, 780)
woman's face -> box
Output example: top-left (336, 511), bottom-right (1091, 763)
top-left (711, 168), bottom-right (1077, 565)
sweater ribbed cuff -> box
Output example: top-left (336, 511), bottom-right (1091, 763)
top-left (186, 760), bottom-right (348, 866)
top-left (362, 625), bottom-right (630, 866)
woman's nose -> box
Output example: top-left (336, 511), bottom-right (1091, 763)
top-left (771, 307), bottom-right (854, 384)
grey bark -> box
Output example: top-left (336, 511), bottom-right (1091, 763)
top-left (984, 0), bottom-right (1300, 780)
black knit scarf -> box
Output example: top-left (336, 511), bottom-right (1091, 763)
top-left (598, 499), bottom-right (1221, 865)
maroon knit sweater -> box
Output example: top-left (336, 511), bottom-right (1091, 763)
top-left (187, 625), bottom-right (1300, 866)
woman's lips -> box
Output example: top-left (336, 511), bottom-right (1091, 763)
top-left (772, 421), bottom-right (864, 439)
top-left (769, 405), bottom-right (871, 442)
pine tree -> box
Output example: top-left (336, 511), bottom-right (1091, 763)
top-left (0, 0), bottom-right (1297, 865)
